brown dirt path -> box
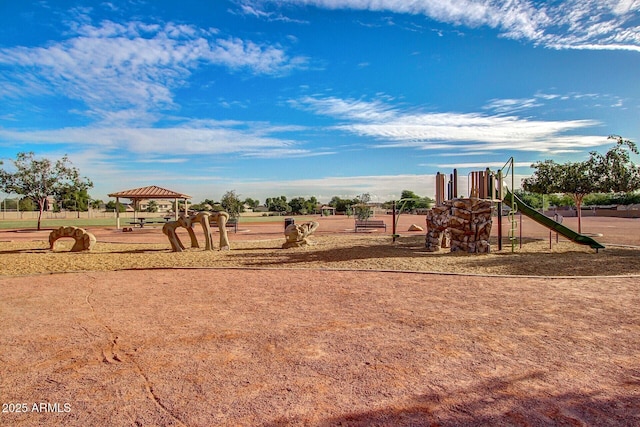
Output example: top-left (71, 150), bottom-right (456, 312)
top-left (1, 269), bottom-right (639, 426)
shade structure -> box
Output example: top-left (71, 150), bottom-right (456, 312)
top-left (108, 185), bottom-right (192, 229)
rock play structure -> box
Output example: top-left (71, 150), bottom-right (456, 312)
top-left (163, 211), bottom-right (231, 252)
top-left (282, 221), bottom-right (319, 249)
top-left (423, 160), bottom-right (605, 253)
top-left (426, 198), bottom-right (492, 253)
top-left (49, 226), bottom-right (96, 252)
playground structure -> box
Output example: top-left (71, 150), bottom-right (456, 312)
top-left (425, 158), bottom-right (605, 253)
top-left (49, 226), bottom-right (96, 252)
top-left (163, 211), bottom-right (231, 252)
top-left (282, 221), bottom-right (320, 248)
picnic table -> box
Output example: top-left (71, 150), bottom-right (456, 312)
top-left (128, 217), bottom-right (171, 228)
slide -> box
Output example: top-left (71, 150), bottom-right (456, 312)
top-left (502, 189), bottom-right (605, 251)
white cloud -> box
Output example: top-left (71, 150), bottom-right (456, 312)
top-left (294, 96), bottom-right (606, 153)
top-left (292, 96), bottom-right (397, 121)
top-left (483, 97), bottom-right (542, 114)
top-left (0, 19), bottom-right (308, 124)
top-left (0, 121), bottom-right (328, 158)
top-left (267, 0), bottom-right (640, 52)
top-left (434, 161), bottom-right (532, 169)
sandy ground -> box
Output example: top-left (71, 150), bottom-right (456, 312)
top-left (2, 215), bottom-right (640, 277)
top-left (1, 214), bottom-right (639, 426)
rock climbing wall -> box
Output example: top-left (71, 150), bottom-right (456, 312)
top-left (426, 198), bottom-right (493, 253)
top-left (425, 205), bottom-right (450, 252)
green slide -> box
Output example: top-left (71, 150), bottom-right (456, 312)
top-left (502, 189), bottom-right (605, 251)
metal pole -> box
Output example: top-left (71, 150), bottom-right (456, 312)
top-left (519, 212), bottom-right (523, 249)
top-left (453, 168), bottom-right (458, 198)
top-left (392, 200), bottom-right (397, 243)
top-left (497, 202), bottom-right (502, 251)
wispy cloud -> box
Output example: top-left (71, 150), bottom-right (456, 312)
top-left (264, 0), bottom-right (640, 52)
top-left (0, 121), bottom-right (327, 158)
top-left (484, 92), bottom-right (628, 114)
top-left (0, 18), bottom-right (308, 124)
top-left (291, 96), bottom-right (398, 121)
top-left (483, 97), bottom-right (542, 114)
top-left (433, 161), bottom-right (532, 169)
top-left (234, 0), bottom-right (310, 23)
top-left (294, 96), bottom-right (606, 153)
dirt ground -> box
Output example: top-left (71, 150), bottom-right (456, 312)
top-left (1, 214), bottom-right (639, 426)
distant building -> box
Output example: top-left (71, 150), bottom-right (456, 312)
top-left (138, 199), bottom-right (173, 212)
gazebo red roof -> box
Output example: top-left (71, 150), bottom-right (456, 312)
top-left (108, 185), bottom-right (191, 199)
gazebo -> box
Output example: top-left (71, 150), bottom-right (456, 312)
top-left (108, 185), bottom-right (192, 229)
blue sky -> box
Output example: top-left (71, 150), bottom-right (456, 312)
top-left (1, 0), bottom-right (639, 204)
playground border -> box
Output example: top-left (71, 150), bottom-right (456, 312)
top-left (4, 265), bottom-right (640, 280)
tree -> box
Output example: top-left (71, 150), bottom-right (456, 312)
top-left (59, 187), bottom-right (91, 212)
top-left (0, 152), bottom-right (93, 230)
top-left (398, 190), bottom-right (433, 212)
top-left (521, 160), bottom-right (562, 196)
top-left (106, 200), bottom-right (126, 213)
top-left (265, 196), bottom-right (290, 213)
top-left (522, 135), bottom-right (640, 233)
top-left (220, 190), bottom-right (244, 219)
top-left (591, 135), bottom-right (640, 193)
top-left (305, 196), bottom-right (319, 214)
top-left (145, 200), bottom-right (159, 213)
top-left (91, 199), bottom-right (104, 210)
top-left (243, 198), bottom-right (260, 209)
top-left (353, 193), bottom-right (372, 220)
top-left (513, 190), bottom-right (544, 210)
top-left (289, 197), bottom-right (307, 215)
top-left (523, 159), bottom-right (597, 233)
top-left (328, 196), bottom-right (354, 213)
top-left (19, 198), bottom-right (37, 211)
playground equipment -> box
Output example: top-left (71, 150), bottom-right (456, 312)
top-left (425, 195), bottom-right (493, 253)
top-left (282, 221), bottom-right (319, 248)
top-left (163, 211), bottom-right (230, 252)
top-left (49, 226), bottom-right (96, 252)
top-left (391, 197), bottom-right (423, 242)
top-left (426, 158), bottom-right (605, 253)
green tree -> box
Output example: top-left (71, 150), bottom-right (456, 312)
top-left (398, 190), bottom-right (433, 212)
top-left (548, 194), bottom-right (575, 208)
top-left (19, 198), bottom-right (37, 211)
top-left (521, 160), bottom-right (561, 195)
top-left (591, 135), bottom-right (640, 193)
top-left (106, 200), bottom-right (126, 213)
top-left (329, 196), bottom-right (355, 213)
top-left (0, 152), bottom-right (93, 230)
top-left (145, 200), bottom-right (159, 213)
top-left (289, 197), bottom-right (307, 215)
top-left (305, 196), bottom-right (318, 214)
top-left (522, 136), bottom-right (640, 233)
top-left (59, 187), bottom-right (91, 212)
top-left (221, 190), bottom-right (244, 219)
top-left (265, 196), bottom-right (290, 213)
top-left (524, 160), bottom-right (597, 233)
top-left (243, 198), bottom-right (260, 209)
top-left (513, 190), bottom-right (544, 210)
top-left (353, 193), bottom-right (372, 220)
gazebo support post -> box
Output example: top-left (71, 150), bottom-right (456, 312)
top-left (116, 197), bottom-right (121, 229)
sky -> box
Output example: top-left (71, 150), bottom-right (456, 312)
top-left (1, 0), bottom-right (639, 204)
